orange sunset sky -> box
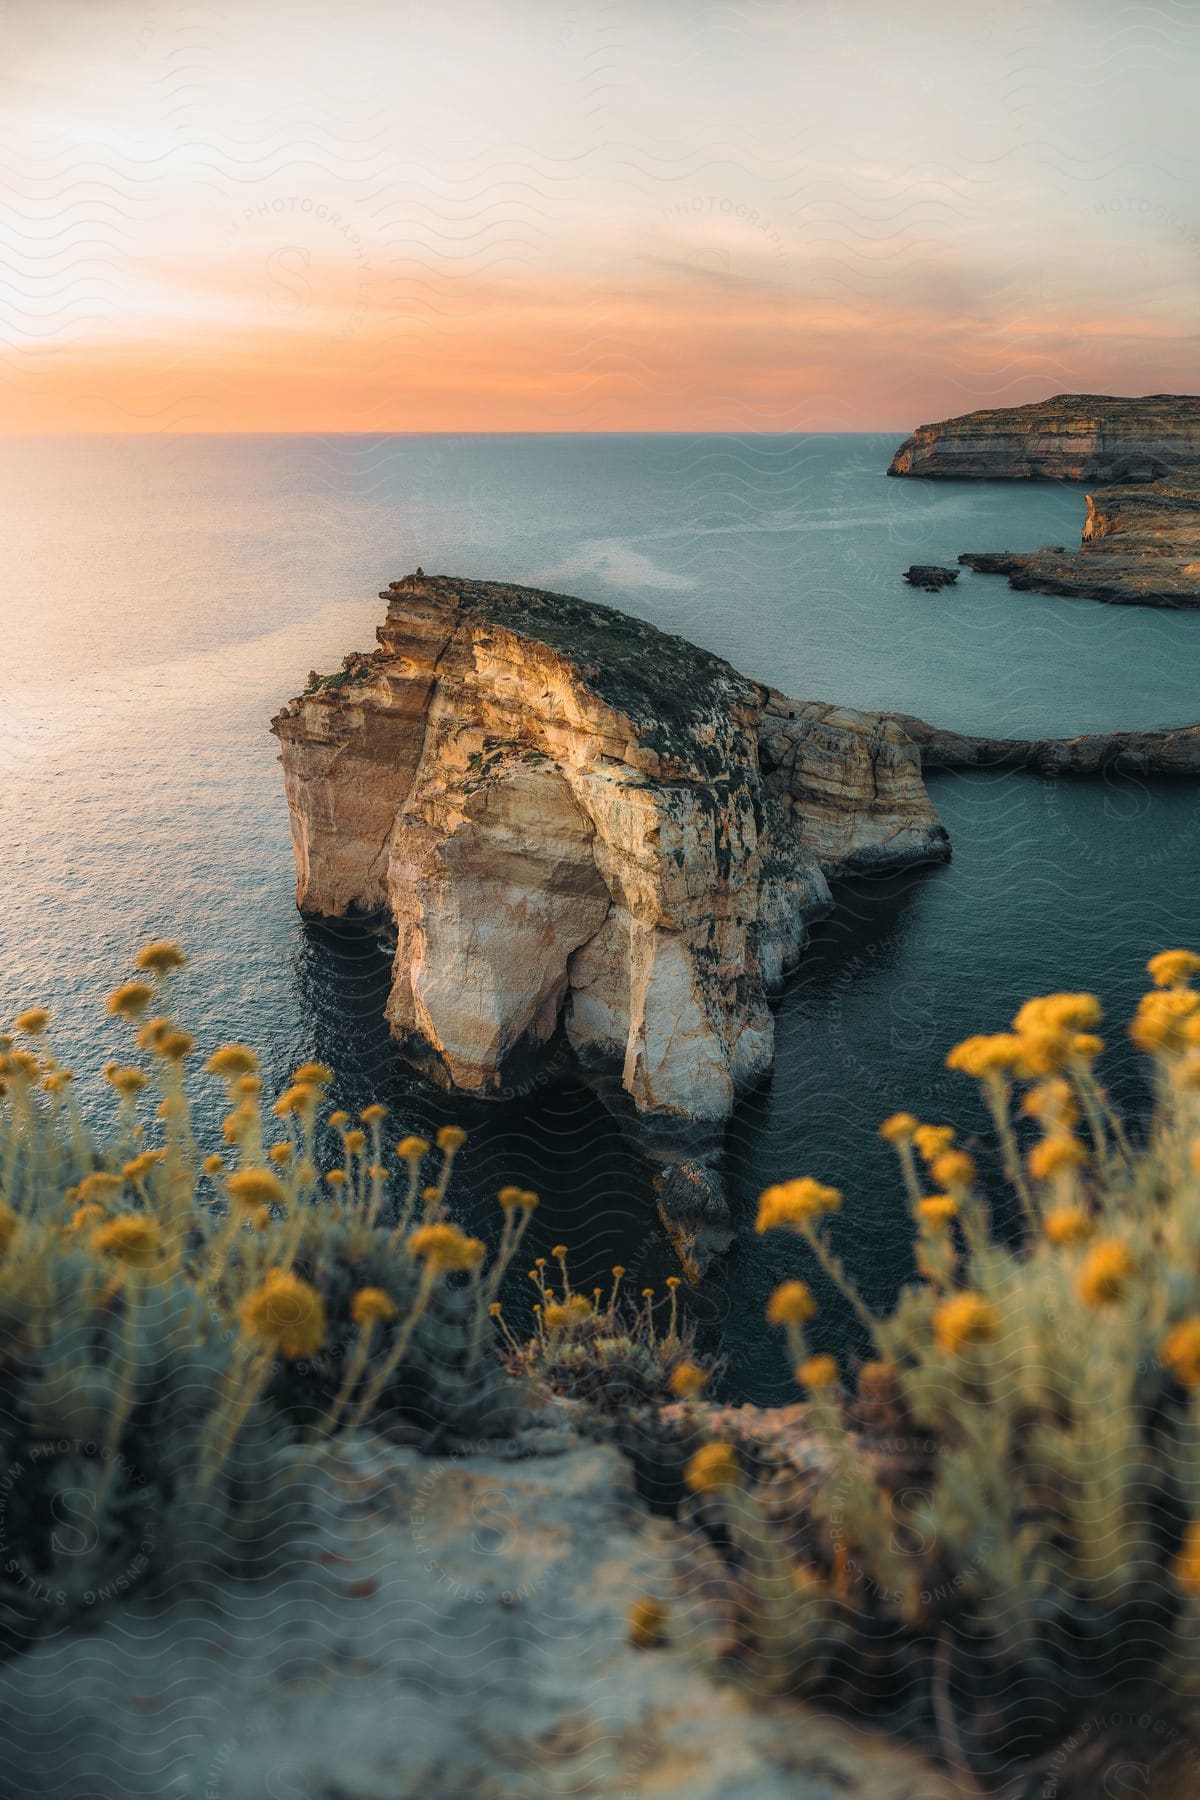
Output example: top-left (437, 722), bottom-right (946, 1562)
top-left (2, 0), bottom-right (1198, 433)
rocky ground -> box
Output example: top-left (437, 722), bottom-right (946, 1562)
top-left (0, 1419), bottom-right (959, 1800)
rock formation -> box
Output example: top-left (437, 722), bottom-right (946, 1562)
top-left (888, 392), bottom-right (1200, 482)
top-left (885, 711), bottom-right (1200, 776)
top-left (889, 394), bottom-right (1200, 609)
top-left (902, 564), bottom-right (958, 591)
top-left (956, 476), bottom-right (1200, 610)
top-left (273, 573), bottom-right (950, 1267)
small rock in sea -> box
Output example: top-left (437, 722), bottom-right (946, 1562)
top-left (904, 565), bottom-right (960, 592)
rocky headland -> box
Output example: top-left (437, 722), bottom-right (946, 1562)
top-left (273, 573), bottom-right (949, 1268)
top-left (889, 393), bottom-right (1200, 610)
top-left (886, 710), bottom-right (1200, 776)
top-left (888, 392), bottom-right (1200, 482)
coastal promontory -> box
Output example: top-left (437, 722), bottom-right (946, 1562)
top-left (888, 392), bottom-right (1200, 482)
top-left (272, 573), bottom-right (949, 1263)
top-left (890, 393), bottom-right (1200, 610)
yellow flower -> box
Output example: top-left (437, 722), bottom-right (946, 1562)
top-left (326, 1169), bottom-right (348, 1188)
top-left (913, 1124), bottom-right (955, 1164)
top-left (106, 981), bottom-right (155, 1020)
top-left (755, 1178), bottom-right (842, 1233)
top-left (267, 1143), bottom-right (293, 1165)
top-left (202, 1153), bottom-right (224, 1176)
top-left (3, 1050), bottom-right (41, 1083)
top-left (1017, 1027), bottom-right (1071, 1077)
top-left (0, 1204), bottom-right (20, 1258)
top-left (43, 1070), bottom-right (74, 1094)
top-left (436, 1125), bottom-right (467, 1154)
top-left (1012, 993), bottom-right (1102, 1034)
top-left (360, 1104), bottom-right (387, 1125)
top-left (92, 1215), bottom-right (161, 1267)
top-left (766, 1280), bottom-right (817, 1326)
top-left (241, 1270), bottom-right (325, 1360)
top-left (105, 1065), bottom-right (148, 1099)
top-left (543, 1302), bottom-right (569, 1332)
top-left (879, 1112), bottom-right (918, 1144)
top-left (408, 1222), bottom-right (486, 1271)
top-left (157, 1030), bottom-right (194, 1063)
top-left (683, 1443), bottom-right (739, 1494)
top-left (1174, 1521), bottom-right (1200, 1595)
top-left (565, 1294), bottom-right (592, 1324)
top-left (204, 1044), bottom-right (259, 1079)
top-left (1162, 1319), bottom-right (1200, 1390)
top-left (934, 1292), bottom-right (1000, 1354)
top-left (134, 941), bottom-right (187, 976)
top-left (488, 1302), bottom-right (502, 1318)
top-left (328, 1110), bottom-right (350, 1130)
top-left (1131, 988), bottom-right (1200, 1057)
top-left (236, 1075), bottom-right (262, 1097)
top-left (1027, 1136), bottom-right (1087, 1182)
top-left (797, 1353), bottom-right (838, 1390)
top-left (292, 1061), bottom-right (334, 1089)
top-left (1148, 950), bottom-right (1200, 990)
top-left (79, 1171), bottom-right (124, 1202)
top-left (226, 1169), bottom-right (286, 1211)
top-left (343, 1129), bottom-right (366, 1156)
top-left (497, 1185), bottom-right (525, 1210)
top-left (123, 1150), bottom-right (165, 1182)
top-left (627, 1595), bottom-right (668, 1649)
top-left (1077, 1239), bottom-right (1136, 1307)
top-left (917, 1194), bottom-right (959, 1232)
top-left (931, 1150), bottom-right (974, 1189)
top-left (351, 1287), bottom-right (398, 1329)
top-left (273, 1083), bottom-right (319, 1119)
top-left (946, 1034), bottom-right (1024, 1079)
top-left (69, 1203), bottom-right (105, 1235)
top-left (1021, 1079), bottom-right (1078, 1127)
top-left (397, 1135), bottom-right (430, 1160)
top-left (668, 1360), bottom-right (707, 1398)
top-left (1072, 1033), bottom-right (1104, 1060)
top-left (12, 1008), bottom-right (50, 1036)
top-left (1043, 1205), bottom-right (1094, 1246)
top-left (135, 1016), bottom-right (169, 1052)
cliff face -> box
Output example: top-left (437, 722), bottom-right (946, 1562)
top-left (273, 574), bottom-right (949, 1262)
top-left (888, 393), bottom-right (1200, 482)
top-left (888, 394), bottom-right (1200, 610)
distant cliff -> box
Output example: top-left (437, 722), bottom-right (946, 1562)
top-left (889, 394), bottom-right (1200, 610)
top-left (272, 573), bottom-right (949, 1269)
top-left (888, 393), bottom-right (1200, 482)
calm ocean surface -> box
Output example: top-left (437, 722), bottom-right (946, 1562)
top-left (3, 433), bottom-right (1198, 1401)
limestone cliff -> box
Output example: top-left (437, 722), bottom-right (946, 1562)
top-left (888, 392), bottom-right (1200, 482)
top-left (889, 394), bottom-right (1200, 610)
top-left (272, 573), bottom-right (949, 1263)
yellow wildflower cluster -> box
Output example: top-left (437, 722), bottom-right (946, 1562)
top-left (756, 1178), bottom-right (842, 1233)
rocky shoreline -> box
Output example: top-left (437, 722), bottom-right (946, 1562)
top-left (887, 711), bottom-right (1200, 776)
top-left (890, 393), bottom-right (1200, 610)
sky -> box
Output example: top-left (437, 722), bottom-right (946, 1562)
top-left (1, 0), bottom-right (1198, 432)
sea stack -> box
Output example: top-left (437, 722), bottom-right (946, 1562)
top-left (272, 573), bottom-right (949, 1269)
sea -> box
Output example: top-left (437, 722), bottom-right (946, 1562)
top-left (2, 432), bottom-right (1198, 1402)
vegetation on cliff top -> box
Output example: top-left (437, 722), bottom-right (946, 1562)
top-left (7, 944), bottom-right (1200, 1792)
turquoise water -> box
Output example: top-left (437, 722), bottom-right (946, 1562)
top-left (2, 433), bottom-right (1198, 1399)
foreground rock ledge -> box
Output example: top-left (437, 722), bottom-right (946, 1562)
top-left (272, 573), bottom-right (949, 1265)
